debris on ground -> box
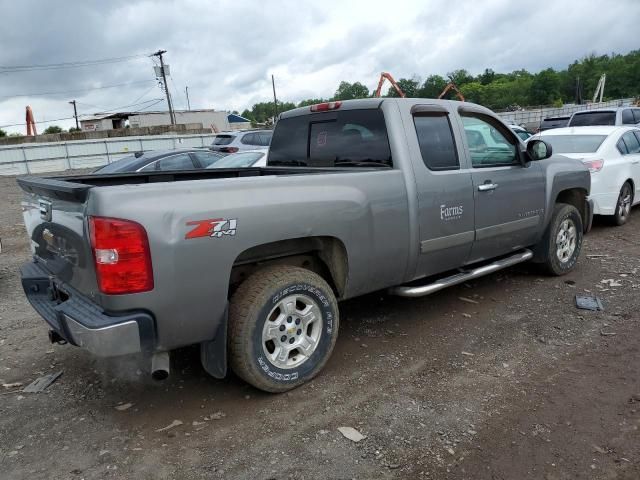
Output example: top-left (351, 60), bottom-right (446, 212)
top-left (338, 426), bottom-right (366, 442)
top-left (575, 295), bottom-right (604, 311)
top-left (461, 351), bottom-right (475, 356)
top-left (114, 402), bottom-right (133, 411)
top-left (22, 371), bottom-right (63, 393)
top-left (155, 420), bottom-right (183, 432)
top-left (600, 329), bottom-right (616, 337)
top-left (2, 382), bottom-right (23, 389)
top-left (458, 297), bottom-right (479, 304)
top-left (600, 279), bottom-right (622, 287)
top-left (204, 411), bottom-right (226, 421)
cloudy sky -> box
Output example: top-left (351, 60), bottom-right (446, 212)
top-left (0, 0), bottom-right (638, 133)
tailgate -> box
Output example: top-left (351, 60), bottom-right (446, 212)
top-left (17, 176), bottom-right (99, 296)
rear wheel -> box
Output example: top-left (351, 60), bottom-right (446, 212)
top-left (612, 182), bottom-right (633, 226)
top-left (228, 266), bottom-right (339, 392)
top-left (538, 203), bottom-right (583, 276)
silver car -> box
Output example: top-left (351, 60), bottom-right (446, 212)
top-left (210, 130), bottom-right (272, 154)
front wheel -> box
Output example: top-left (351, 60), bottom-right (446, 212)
top-left (612, 182), bottom-right (633, 226)
top-left (538, 203), bottom-right (583, 276)
top-left (228, 266), bottom-right (339, 392)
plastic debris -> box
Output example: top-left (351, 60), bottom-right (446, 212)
top-left (155, 420), bottom-right (183, 432)
top-left (575, 295), bottom-right (603, 311)
top-left (23, 371), bottom-right (63, 393)
top-left (338, 426), bottom-right (366, 442)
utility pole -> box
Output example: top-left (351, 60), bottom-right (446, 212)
top-left (69, 100), bottom-right (79, 130)
top-left (152, 49), bottom-right (176, 125)
top-left (185, 86), bottom-right (191, 111)
top-left (271, 74), bottom-right (278, 121)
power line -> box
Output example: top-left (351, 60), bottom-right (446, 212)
top-left (0, 53), bottom-right (151, 73)
top-left (0, 79), bottom-right (156, 99)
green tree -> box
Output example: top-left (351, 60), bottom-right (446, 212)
top-left (333, 81), bottom-right (369, 100)
top-left (68, 127), bottom-right (81, 133)
top-left (43, 125), bottom-right (64, 134)
top-left (418, 75), bottom-right (448, 98)
top-left (0, 128), bottom-right (6, 137)
top-left (447, 69), bottom-right (474, 86)
top-left (386, 77), bottom-right (420, 97)
top-left (530, 68), bottom-right (561, 105)
top-left (297, 98), bottom-right (327, 107)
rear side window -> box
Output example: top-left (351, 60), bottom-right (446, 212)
top-left (192, 150), bottom-right (221, 167)
top-left (212, 135), bottom-right (234, 145)
top-left (622, 109), bottom-right (635, 125)
top-left (633, 110), bottom-right (640, 124)
top-left (258, 131), bottom-right (272, 146)
top-left (621, 131), bottom-right (640, 154)
top-left (241, 133), bottom-right (259, 145)
top-left (268, 109), bottom-right (392, 168)
top-left (413, 114), bottom-right (459, 170)
top-left (569, 111), bottom-right (616, 126)
top-left (158, 153), bottom-right (195, 170)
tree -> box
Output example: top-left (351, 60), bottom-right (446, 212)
top-left (530, 68), bottom-right (561, 106)
top-left (386, 78), bottom-right (420, 97)
top-left (68, 127), bottom-right (81, 133)
top-left (297, 98), bottom-right (327, 107)
top-left (333, 81), bottom-right (370, 101)
top-left (418, 75), bottom-right (448, 98)
top-left (0, 128), bottom-right (6, 138)
top-left (447, 69), bottom-right (474, 86)
top-left (43, 125), bottom-right (63, 134)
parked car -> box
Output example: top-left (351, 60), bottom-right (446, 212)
top-left (93, 149), bottom-right (224, 174)
top-left (509, 124), bottom-right (532, 142)
top-left (567, 107), bottom-right (640, 127)
top-left (209, 130), bottom-right (272, 154)
top-left (537, 116), bottom-right (570, 132)
top-left (533, 125), bottom-right (640, 225)
top-left (207, 150), bottom-right (267, 168)
top-left (17, 98), bottom-right (592, 393)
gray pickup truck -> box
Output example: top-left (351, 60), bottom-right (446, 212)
top-left (17, 98), bottom-right (593, 392)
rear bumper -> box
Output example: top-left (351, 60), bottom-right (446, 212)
top-left (588, 192), bottom-right (618, 216)
top-left (20, 261), bottom-right (155, 357)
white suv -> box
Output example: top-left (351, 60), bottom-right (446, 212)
top-left (210, 130), bottom-right (272, 154)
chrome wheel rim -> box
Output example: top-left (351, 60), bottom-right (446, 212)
top-left (617, 185), bottom-right (632, 221)
top-left (555, 218), bottom-right (577, 263)
top-left (261, 294), bottom-right (322, 369)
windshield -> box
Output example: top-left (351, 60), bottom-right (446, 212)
top-left (212, 135), bottom-right (235, 145)
top-left (268, 109), bottom-right (392, 168)
top-left (539, 134), bottom-right (607, 153)
top-left (569, 111), bottom-right (616, 126)
top-left (208, 151), bottom-right (264, 168)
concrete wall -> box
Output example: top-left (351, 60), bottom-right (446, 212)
top-left (129, 111), bottom-right (230, 132)
top-left (0, 133), bottom-right (217, 176)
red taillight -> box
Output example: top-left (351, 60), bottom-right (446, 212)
top-left (310, 101), bottom-right (342, 112)
top-left (89, 216), bottom-right (154, 295)
top-left (582, 159), bottom-right (604, 173)
top-left (220, 147), bottom-right (239, 153)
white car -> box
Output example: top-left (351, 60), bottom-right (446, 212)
top-left (206, 150), bottom-right (267, 168)
top-left (532, 126), bottom-right (640, 225)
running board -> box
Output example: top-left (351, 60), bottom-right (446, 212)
top-left (389, 249), bottom-right (533, 298)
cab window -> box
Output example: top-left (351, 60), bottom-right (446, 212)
top-left (461, 115), bottom-right (518, 167)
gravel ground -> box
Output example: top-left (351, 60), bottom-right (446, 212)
top-left (0, 173), bottom-right (638, 479)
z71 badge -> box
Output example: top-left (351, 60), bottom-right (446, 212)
top-left (185, 218), bottom-right (237, 239)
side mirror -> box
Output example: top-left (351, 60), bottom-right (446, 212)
top-left (526, 139), bottom-right (553, 160)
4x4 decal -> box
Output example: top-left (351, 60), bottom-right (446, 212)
top-left (185, 218), bottom-right (237, 239)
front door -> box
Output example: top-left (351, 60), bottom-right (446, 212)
top-left (409, 106), bottom-right (475, 279)
top-left (459, 113), bottom-right (545, 263)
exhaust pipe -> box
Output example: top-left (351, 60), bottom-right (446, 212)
top-left (151, 351), bottom-right (170, 381)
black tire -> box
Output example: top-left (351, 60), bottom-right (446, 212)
top-left (538, 203), bottom-right (583, 276)
top-left (228, 265), bottom-right (339, 393)
top-left (612, 182), bottom-right (633, 226)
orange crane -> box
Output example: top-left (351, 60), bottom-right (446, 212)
top-left (437, 82), bottom-right (465, 101)
top-left (374, 72), bottom-right (405, 98)
top-left (25, 105), bottom-right (37, 136)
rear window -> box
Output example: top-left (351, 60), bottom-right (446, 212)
top-left (540, 134), bottom-right (607, 153)
top-left (212, 135), bottom-right (234, 145)
top-left (569, 111), bottom-right (616, 126)
top-left (540, 117), bottom-right (569, 130)
top-left (268, 109), bottom-right (392, 168)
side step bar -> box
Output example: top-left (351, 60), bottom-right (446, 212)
top-left (389, 249), bottom-right (533, 298)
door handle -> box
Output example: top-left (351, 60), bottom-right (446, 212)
top-left (478, 183), bottom-right (498, 191)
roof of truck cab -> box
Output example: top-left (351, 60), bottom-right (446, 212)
top-left (280, 98), bottom-right (492, 119)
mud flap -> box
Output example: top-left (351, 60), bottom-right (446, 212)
top-left (200, 306), bottom-right (228, 379)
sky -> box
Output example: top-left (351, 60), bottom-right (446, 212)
top-left (0, 0), bottom-right (638, 134)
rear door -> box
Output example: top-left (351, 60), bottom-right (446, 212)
top-left (459, 110), bottom-right (545, 262)
top-left (407, 105), bottom-right (474, 277)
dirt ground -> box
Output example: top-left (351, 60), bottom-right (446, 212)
top-left (0, 174), bottom-right (638, 480)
